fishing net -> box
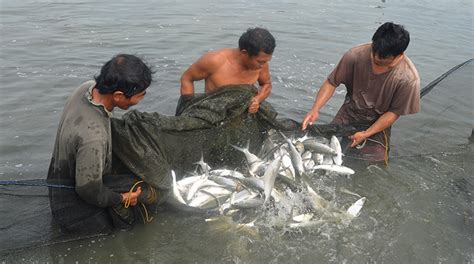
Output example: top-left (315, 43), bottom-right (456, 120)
top-left (110, 84), bottom-right (368, 193)
top-left (1, 59), bottom-right (472, 254)
top-left (0, 84), bottom-right (365, 254)
top-left (391, 58), bottom-right (473, 156)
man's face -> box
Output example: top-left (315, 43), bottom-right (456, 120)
top-left (115, 89), bottom-right (147, 110)
top-left (243, 51), bottom-right (272, 70)
top-left (372, 52), bottom-right (398, 67)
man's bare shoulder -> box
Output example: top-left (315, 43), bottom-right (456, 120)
top-left (202, 48), bottom-right (235, 62)
top-left (197, 48), bottom-right (237, 71)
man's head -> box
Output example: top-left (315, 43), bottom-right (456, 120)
top-left (371, 22), bottom-right (410, 65)
top-left (94, 54), bottom-right (152, 109)
top-left (239, 27), bottom-right (276, 70)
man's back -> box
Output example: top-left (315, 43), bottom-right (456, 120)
top-left (47, 80), bottom-right (115, 231)
top-left (48, 81), bottom-right (111, 184)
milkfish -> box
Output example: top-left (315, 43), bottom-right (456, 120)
top-left (312, 164), bottom-right (355, 175)
top-left (171, 170), bottom-right (187, 205)
top-left (330, 135), bottom-right (343, 166)
top-left (263, 156), bottom-right (282, 203)
top-left (346, 197), bottom-right (366, 217)
top-left (167, 131), bottom-right (364, 233)
top-left (303, 138), bottom-right (338, 155)
top-left (279, 131), bottom-right (305, 180)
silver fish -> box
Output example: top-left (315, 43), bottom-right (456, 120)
top-left (223, 175), bottom-right (264, 192)
top-left (279, 131), bottom-right (304, 179)
top-left (210, 169), bottom-right (245, 179)
top-left (231, 140), bottom-right (262, 166)
top-left (312, 152), bottom-right (324, 165)
top-left (295, 132), bottom-right (309, 143)
top-left (176, 175), bottom-right (202, 188)
top-left (249, 160), bottom-right (267, 176)
top-left (231, 197), bottom-right (265, 209)
top-left (322, 154), bottom-right (334, 165)
top-left (187, 177), bottom-right (211, 201)
top-left (230, 189), bottom-right (259, 204)
top-left (339, 187), bottom-right (362, 198)
top-left (330, 136), bottom-right (343, 166)
top-left (189, 190), bottom-right (230, 209)
top-left (305, 183), bottom-right (330, 211)
top-left (295, 141), bottom-right (305, 155)
top-left (171, 170), bottom-right (187, 205)
top-left (346, 197), bottom-right (366, 217)
top-left (303, 139), bottom-right (338, 155)
top-left (208, 175), bottom-right (239, 189)
top-left (292, 213), bottom-right (314, 223)
top-left (288, 219), bottom-right (326, 229)
top-left (280, 153), bottom-right (295, 180)
top-left (194, 153), bottom-right (211, 174)
top-left (263, 156), bottom-right (282, 203)
top-left (277, 172), bottom-right (300, 191)
top-left (312, 164), bottom-right (355, 175)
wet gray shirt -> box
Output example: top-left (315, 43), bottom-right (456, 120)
top-left (47, 80), bottom-right (122, 208)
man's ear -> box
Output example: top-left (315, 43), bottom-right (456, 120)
top-left (112, 91), bottom-right (125, 102)
top-left (395, 52), bottom-right (405, 59)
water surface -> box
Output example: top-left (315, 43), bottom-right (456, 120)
top-left (0, 0), bottom-right (473, 263)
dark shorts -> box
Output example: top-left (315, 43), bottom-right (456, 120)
top-left (341, 137), bottom-right (387, 162)
top-left (51, 174), bottom-right (158, 234)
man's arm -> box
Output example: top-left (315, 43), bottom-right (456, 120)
top-left (349, 111), bottom-right (399, 147)
top-left (75, 141), bottom-right (141, 207)
top-left (301, 79), bottom-right (337, 130)
top-left (180, 52), bottom-right (219, 96)
top-left (249, 64), bottom-right (272, 113)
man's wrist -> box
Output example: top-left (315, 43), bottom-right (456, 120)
top-left (310, 108), bottom-right (320, 115)
top-left (252, 96), bottom-right (261, 104)
top-left (360, 130), bottom-right (370, 138)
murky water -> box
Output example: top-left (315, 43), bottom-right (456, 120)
top-left (1, 0), bottom-right (473, 263)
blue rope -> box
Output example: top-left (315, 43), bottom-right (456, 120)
top-left (0, 181), bottom-right (74, 189)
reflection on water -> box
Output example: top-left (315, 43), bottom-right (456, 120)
top-left (1, 0), bottom-right (473, 263)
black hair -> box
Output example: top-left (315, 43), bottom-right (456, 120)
top-left (238, 27), bottom-right (276, 56)
top-left (372, 22), bottom-right (410, 58)
top-left (94, 54), bottom-right (153, 97)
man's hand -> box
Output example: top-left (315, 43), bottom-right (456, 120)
top-left (248, 97), bottom-right (260, 113)
top-left (301, 110), bottom-right (319, 130)
top-left (121, 187), bottom-right (142, 206)
top-left (349, 131), bottom-right (368, 147)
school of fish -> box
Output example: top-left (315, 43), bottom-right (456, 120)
top-left (168, 129), bottom-right (366, 231)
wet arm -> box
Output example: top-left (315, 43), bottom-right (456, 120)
top-left (350, 111), bottom-right (399, 147)
top-left (249, 65), bottom-right (272, 113)
top-left (302, 80), bottom-right (337, 129)
top-left (74, 141), bottom-right (122, 207)
top-left (180, 54), bottom-right (214, 96)
top-left (255, 64), bottom-right (272, 102)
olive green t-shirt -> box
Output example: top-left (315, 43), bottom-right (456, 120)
top-left (47, 80), bottom-right (122, 214)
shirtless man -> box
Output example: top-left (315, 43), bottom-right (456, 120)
top-left (180, 27), bottom-right (276, 113)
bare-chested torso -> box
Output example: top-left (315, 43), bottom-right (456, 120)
top-left (204, 48), bottom-right (261, 93)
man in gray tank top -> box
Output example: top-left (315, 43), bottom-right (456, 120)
top-left (47, 54), bottom-right (157, 234)
top-left (302, 22), bottom-right (420, 162)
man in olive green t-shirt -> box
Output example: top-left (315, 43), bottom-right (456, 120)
top-left (47, 54), bottom-right (156, 234)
